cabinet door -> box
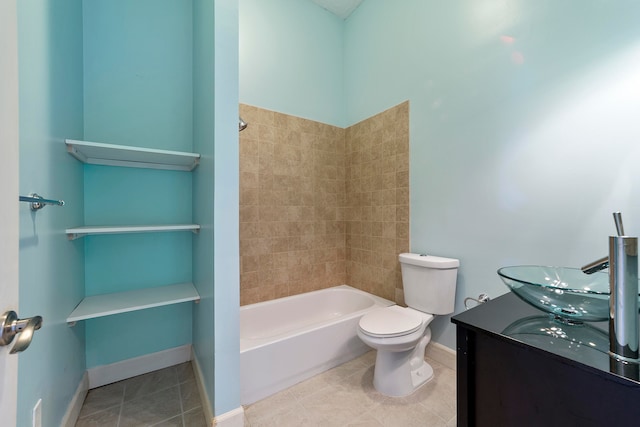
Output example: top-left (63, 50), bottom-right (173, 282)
top-left (459, 326), bottom-right (640, 426)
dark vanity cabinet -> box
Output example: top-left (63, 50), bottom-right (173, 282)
top-left (452, 293), bottom-right (640, 427)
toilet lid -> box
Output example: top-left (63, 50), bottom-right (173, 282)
top-left (359, 308), bottom-right (423, 338)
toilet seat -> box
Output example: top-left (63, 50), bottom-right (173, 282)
top-left (359, 307), bottom-right (424, 338)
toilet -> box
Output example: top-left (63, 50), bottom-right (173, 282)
top-left (357, 253), bottom-right (459, 397)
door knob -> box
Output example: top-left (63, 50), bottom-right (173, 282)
top-left (0, 311), bottom-right (43, 354)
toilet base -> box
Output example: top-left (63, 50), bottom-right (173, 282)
top-left (372, 330), bottom-right (434, 397)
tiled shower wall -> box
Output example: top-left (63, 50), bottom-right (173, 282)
top-left (239, 102), bottom-right (409, 305)
top-left (345, 102), bottom-right (410, 303)
top-left (239, 104), bottom-right (347, 305)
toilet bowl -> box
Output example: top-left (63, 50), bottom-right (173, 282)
top-left (357, 306), bottom-right (435, 396)
top-left (357, 253), bottom-right (459, 397)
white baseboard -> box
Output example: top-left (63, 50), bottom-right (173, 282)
top-left (87, 345), bottom-right (192, 389)
top-left (61, 372), bottom-right (89, 427)
top-left (426, 342), bottom-right (456, 371)
top-left (190, 351), bottom-right (214, 425)
top-left (191, 348), bottom-right (245, 427)
top-left (214, 407), bottom-right (245, 427)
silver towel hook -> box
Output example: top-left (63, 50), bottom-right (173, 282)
top-left (19, 193), bottom-right (65, 211)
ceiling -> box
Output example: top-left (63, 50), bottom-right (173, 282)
top-left (310, 0), bottom-right (364, 19)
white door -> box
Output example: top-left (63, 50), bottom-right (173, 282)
top-left (0, 0), bottom-right (21, 424)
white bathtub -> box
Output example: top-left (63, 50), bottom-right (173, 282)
top-left (240, 285), bottom-right (394, 405)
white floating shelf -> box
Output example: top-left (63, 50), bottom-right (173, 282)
top-left (65, 139), bottom-right (200, 171)
top-left (65, 224), bottom-right (201, 240)
top-left (67, 283), bottom-right (200, 324)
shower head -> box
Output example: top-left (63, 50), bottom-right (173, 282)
top-left (239, 117), bottom-right (248, 132)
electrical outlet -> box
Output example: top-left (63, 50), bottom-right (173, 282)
top-left (32, 398), bottom-right (41, 427)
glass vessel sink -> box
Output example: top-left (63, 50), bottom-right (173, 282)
top-left (497, 265), bottom-right (627, 323)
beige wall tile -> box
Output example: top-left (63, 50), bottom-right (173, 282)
top-left (239, 102), bottom-right (409, 306)
top-left (345, 101), bottom-right (410, 304)
top-left (240, 104), bottom-right (348, 304)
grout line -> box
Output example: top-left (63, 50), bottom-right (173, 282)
top-left (116, 383), bottom-right (125, 427)
top-left (177, 375), bottom-right (186, 427)
top-left (150, 415), bottom-right (183, 426)
top-left (76, 404), bottom-right (123, 423)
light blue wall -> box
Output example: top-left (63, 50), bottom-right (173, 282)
top-left (192, 0), bottom-right (216, 415)
top-left (83, 0), bottom-right (193, 150)
top-left (239, 0), bottom-right (344, 127)
top-left (242, 0), bottom-right (640, 350)
top-left (17, 1), bottom-right (86, 426)
top-left (193, 0), bottom-right (240, 416)
top-left (345, 0), bottom-right (640, 348)
top-left (193, 0), bottom-right (241, 417)
top-left (82, 0), bottom-right (195, 367)
top-left (212, 0), bottom-right (241, 415)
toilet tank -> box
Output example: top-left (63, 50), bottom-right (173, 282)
top-left (399, 253), bottom-right (459, 315)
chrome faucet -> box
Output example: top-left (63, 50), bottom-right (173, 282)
top-left (581, 255), bottom-right (609, 274)
top-left (581, 213), bottom-right (626, 275)
top-left (583, 212), bottom-right (639, 379)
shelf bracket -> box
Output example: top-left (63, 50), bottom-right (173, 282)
top-left (67, 233), bottom-right (85, 241)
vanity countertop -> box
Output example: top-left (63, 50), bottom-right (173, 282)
top-left (452, 292), bottom-right (640, 426)
top-left (452, 291), bottom-right (636, 381)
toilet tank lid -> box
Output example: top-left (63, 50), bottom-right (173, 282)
top-left (399, 253), bottom-right (459, 269)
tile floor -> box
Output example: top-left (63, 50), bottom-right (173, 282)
top-left (75, 362), bottom-right (206, 427)
top-left (76, 351), bottom-right (456, 427)
top-left (243, 351), bottom-right (457, 427)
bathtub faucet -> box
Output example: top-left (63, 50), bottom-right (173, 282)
top-left (583, 212), bottom-right (639, 379)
